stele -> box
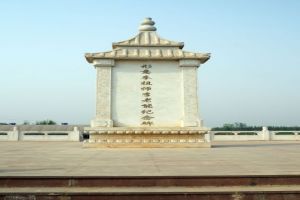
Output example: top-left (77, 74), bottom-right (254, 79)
top-left (84, 18), bottom-right (211, 148)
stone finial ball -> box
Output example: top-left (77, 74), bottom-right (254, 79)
top-left (139, 17), bottom-right (157, 31)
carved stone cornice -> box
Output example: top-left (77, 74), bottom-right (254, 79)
top-left (179, 59), bottom-right (202, 67)
top-left (85, 127), bottom-right (210, 135)
top-left (93, 59), bottom-right (115, 67)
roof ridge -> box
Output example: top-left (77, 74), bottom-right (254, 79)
top-left (112, 31), bottom-right (184, 49)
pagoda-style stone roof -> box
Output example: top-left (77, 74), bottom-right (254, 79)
top-left (111, 31), bottom-right (184, 49)
top-left (85, 18), bottom-right (210, 63)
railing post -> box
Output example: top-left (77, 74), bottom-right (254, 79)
top-left (205, 131), bottom-right (212, 142)
top-left (70, 126), bottom-right (80, 141)
top-left (262, 126), bottom-right (271, 141)
top-left (12, 126), bottom-right (19, 141)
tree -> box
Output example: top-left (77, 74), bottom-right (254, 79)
top-left (223, 123), bottom-right (234, 131)
top-left (212, 122), bottom-right (261, 131)
top-left (234, 122), bottom-right (247, 129)
top-left (23, 121), bottom-right (30, 125)
top-left (35, 120), bottom-right (56, 125)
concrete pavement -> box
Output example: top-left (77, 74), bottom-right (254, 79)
top-left (0, 141), bottom-right (300, 176)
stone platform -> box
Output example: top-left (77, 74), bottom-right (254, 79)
top-left (1, 141), bottom-right (300, 199)
top-left (1, 141), bottom-right (300, 176)
top-left (84, 127), bottom-right (210, 148)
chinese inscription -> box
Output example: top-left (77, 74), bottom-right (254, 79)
top-left (140, 64), bottom-right (154, 126)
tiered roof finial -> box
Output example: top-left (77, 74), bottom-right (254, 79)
top-left (85, 17), bottom-right (210, 64)
top-left (139, 17), bottom-right (157, 32)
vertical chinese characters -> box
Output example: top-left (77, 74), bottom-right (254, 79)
top-left (140, 64), bottom-right (154, 126)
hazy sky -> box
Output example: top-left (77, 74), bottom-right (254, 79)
top-left (0, 0), bottom-right (299, 127)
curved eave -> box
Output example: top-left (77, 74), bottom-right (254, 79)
top-left (85, 53), bottom-right (210, 64)
top-left (111, 31), bottom-right (185, 49)
top-left (112, 43), bottom-right (185, 49)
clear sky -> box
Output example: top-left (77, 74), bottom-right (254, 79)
top-left (0, 0), bottom-right (299, 127)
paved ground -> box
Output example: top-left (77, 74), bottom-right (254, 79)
top-left (0, 141), bottom-right (300, 176)
top-left (1, 186), bottom-right (300, 193)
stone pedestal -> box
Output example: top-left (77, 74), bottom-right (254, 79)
top-left (84, 18), bottom-right (211, 148)
top-left (84, 127), bottom-right (210, 148)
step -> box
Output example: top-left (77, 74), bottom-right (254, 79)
top-left (0, 186), bottom-right (300, 200)
top-left (1, 175), bottom-right (300, 187)
top-left (1, 176), bottom-right (300, 199)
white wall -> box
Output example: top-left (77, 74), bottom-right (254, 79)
top-left (112, 60), bottom-right (182, 127)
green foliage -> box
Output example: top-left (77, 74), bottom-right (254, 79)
top-left (212, 123), bottom-right (300, 131)
top-left (35, 120), bottom-right (56, 125)
top-left (212, 122), bottom-right (262, 131)
top-left (23, 121), bottom-right (30, 125)
top-left (268, 126), bottom-right (300, 131)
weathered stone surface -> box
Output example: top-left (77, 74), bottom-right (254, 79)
top-left (84, 18), bottom-right (210, 147)
top-left (1, 141), bottom-right (300, 176)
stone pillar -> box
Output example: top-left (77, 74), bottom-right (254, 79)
top-left (179, 59), bottom-right (202, 127)
top-left (262, 126), bottom-right (271, 141)
top-left (11, 126), bottom-right (19, 141)
top-left (69, 126), bottom-right (81, 141)
top-left (91, 59), bottom-right (114, 127)
top-left (205, 132), bottom-right (212, 142)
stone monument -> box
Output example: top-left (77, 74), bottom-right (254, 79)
top-left (84, 18), bottom-right (211, 147)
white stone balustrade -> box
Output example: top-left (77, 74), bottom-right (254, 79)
top-left (209, 127), bottom-right (300, 141)
top-left (0, 125), bottom-right (83, 141)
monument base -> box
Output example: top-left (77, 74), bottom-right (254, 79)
top-left (83, 127), bottom-right (211, 148)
